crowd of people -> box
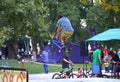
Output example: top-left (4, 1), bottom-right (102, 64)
top-left (90, 44), bottom-right (120, 79)
top-left (103, 47), bottom-right (120, 78)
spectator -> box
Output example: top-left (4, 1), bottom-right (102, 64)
top-left (104, 59), bottom-right (109, 73)
top-left (103, 46), bottom-right (108, 61)
top-left (1, 55), bottom-right (5, 66)
top-left (106, 53), bottom-right (112, 72)
top-left (40, 48), bottom-right (49, 74)
top-left (117, 48), bottom-right (120, 60)
top-left (92, 45), bottom-right (103, 77)
top-left (31, 50), bottom-right (37, 62)
top-left (111, 52), bottom-right (120, 79)
top-left (108, 47), bottom-right (116, 73)
top-left (0, 50), bottom-right (2, 59)
top-left (17, 54), bottom-right (21, 63)
top-left (21, 48), bottom-right (24, 55)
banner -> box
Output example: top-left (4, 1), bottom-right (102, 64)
top-left (90, 28), bottom-right (97, 50)
top-left (0, 67), bottom-right (28, 82)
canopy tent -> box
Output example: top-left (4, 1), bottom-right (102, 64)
top-left (87, 28), bottom-right (120, 41)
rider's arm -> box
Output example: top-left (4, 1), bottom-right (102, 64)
top-left (63, 58), bottom-right (72, 64)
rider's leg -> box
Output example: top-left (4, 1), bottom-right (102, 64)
top-left (63, 68), bottom-right (70, 79)
top-left (66, 71), bottom-right (70, 79)
top-left (61, 32), bottom-right (73, 46)
top-left (55, 27), bottom-right (62, 40)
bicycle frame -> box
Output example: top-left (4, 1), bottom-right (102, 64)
top-left (52, 64), bottom-right (77, 79)
top-left (50, 39), bottom-right (75, 57)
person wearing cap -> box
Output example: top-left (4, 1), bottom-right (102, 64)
top-left (55, 14), bottom-right (74, 48)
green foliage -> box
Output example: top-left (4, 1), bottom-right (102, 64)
top-left (0, 27), bottom-right (13, 47)
top-left (86, 5), bottom-right (114, 33)
top-left (0, 0), bottom-right (50, 45)
top-left (57, 0), bottom-right (79, 21)
top-left (98, 0), bottom-right (120, 13)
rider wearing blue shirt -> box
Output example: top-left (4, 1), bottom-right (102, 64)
top-left (55, 14), bottom-right (74, 48)
top-left (57, 17), bottom-right (74, 32)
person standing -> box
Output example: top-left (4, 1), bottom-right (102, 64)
top-left (117, 48), bottom-right (120, 60)
top-left (108, 47), bottom-right (116, 73)
top-left (0, 50), bottom-right (2, 59)
top-left (40, 48), bottom-right (49, 74)
top-left (92, 45), bottom-right (103, 77)
top-left (111, 52), bottom-right (120, 79)
top-left (106, 53), bottom-right (112, 72)
top-left (55, 14), bottom-right (74, 48)
top-left (104, 59), bottom-right (109, 73)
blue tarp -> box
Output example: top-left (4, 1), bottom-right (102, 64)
top-left (37, 45), bottom-right (90, 63)
top-left (87, 28), bottom-right (120, 41)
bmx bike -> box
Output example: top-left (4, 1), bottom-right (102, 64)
top-left (52, 64), bottom-right (78, 79)
top-left (50, 39), bottom-right (76, 58)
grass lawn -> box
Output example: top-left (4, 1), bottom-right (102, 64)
top-left (0, 60), bottom-right (103, 74)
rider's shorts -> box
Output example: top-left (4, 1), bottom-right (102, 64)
top-left (61, 32), bottom-right (73, 41)
top-left (63, 68), bottom-right (70, 76)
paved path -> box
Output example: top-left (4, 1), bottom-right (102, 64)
top-left (29, 72), bottom-right (54, 82)
top-left (29, 70), bottom-right (120, 82)
top-left (29, 73), bottom-right (120, 82)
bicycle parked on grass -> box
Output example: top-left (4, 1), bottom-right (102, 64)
top-left (52, 64), bottom-right (78, 79)
top-left (70, 66), bottom-right (87, 78)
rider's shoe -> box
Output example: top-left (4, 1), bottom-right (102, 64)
top-left (60, 42), bottom-right (65, 49)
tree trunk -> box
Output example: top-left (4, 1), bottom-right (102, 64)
top-left (7, 40), bottom-right (18, 59)
top-left (31, 36), bottom-right (38, 53)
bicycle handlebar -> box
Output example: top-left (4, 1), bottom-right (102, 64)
top-left (84, 61), bottom-right (91, 64)
top-left (109, 61), bottom-right (120, 64)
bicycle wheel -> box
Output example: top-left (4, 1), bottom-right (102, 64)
top-left (87, 73), bottom-right (94, 78)
top-left (102, 74), bottom-right (110, 78)
top-left (69, 73), bottom-right (78, 78)
top-left (78, 74), bottom-right (87, 78)
top-left (52, 73), bottom-right (61, 79)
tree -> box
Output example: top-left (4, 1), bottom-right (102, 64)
top-left (0, 27), bottom-right (12, 47)
top-left (98, 0), bottom-right (120, 13)
top-left (81, 0), bottom-right (120, 49)
top-left (0, 0), bottom-right (49, 58)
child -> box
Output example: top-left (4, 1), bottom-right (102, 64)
top-left (104, 59), bottom-right (109, 73)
